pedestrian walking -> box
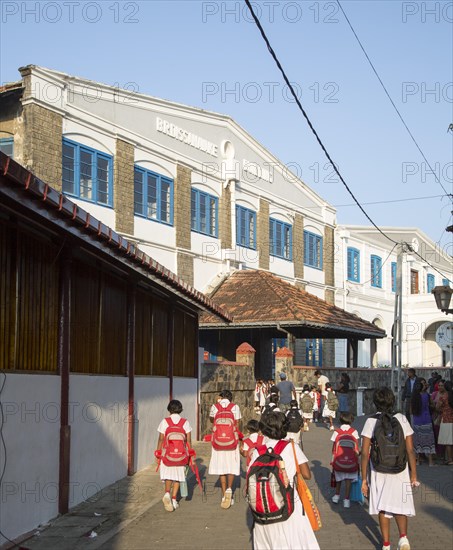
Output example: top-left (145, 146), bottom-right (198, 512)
top-left (402, 368), bottom-right (418, 423)
top-left (330, 412), bottom-right (359, 509)
top-left (241, 419), bottom-right (264, 466)
top-left (286, 399), bottom-right (304, 448)
top-left (361, 387), bottom-right (418, 550)
top-left (276, 372), bottom-right (296, 413)
top-left (323, 383), bottom-right (338, 431)
top-left (436, 380), bottom-right (453, 464)
top-left (248, 412), bottom-right (320, 550)
top-left (315, 369), bottom-right (330, 413)
top-left (300, 384), bottom-right (315, 431)
top-left (208, 389), bottom-right (242, 509)
top-left (155, 399), bottom-right (193, 512)
top-left (410, 378), bottom-right (436, 466)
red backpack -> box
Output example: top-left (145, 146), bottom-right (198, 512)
top-left (212, 402), bottom-right (239, 451)
top-left (331, 427), bottom-right (359, 473)
top-left (243, 434), bottom-right (265, 465)
top-left (161, 418), bottom-right (190, 467)
top-left (246, 440), bottom-right (294, 525)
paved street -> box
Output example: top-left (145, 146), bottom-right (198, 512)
top-left (24, 416), bottom-right (452, 550)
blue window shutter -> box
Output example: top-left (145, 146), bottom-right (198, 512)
top-left (427, 274), bottom-right (435, 293)
top-left (62, 138), bottom-right (113, 207)
top-left (391, 262), bottom-right (397, 292)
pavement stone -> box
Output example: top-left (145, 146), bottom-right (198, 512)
top-left (20, 416), bottom-right (453, 550)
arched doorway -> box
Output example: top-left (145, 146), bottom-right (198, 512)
top-left (371, 318), bottom-right (385, 367)
top-left (424, 321), bottom-right (450, 367)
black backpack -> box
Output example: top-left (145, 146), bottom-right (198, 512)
top-left (286, 409), bottom-right (303, 433)
top-left (370, 413), bottom-right (407, 474)
top-left (246, 440), bottom-right (294, 525)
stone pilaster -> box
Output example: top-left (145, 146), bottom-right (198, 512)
top-left (219, 184), bottom-right (232, 250)
top-left (22, 102), bottom-right (62, 189)
top-left (177, 252), bottom-right (194, 286)
top-left (175, 164), bottom-right (192, 249)
top-left (294, 213), bottom-right (304, 280)
top-left (257, 198), bottom-right (270, 270)
top-left (324, 225), bottom-right (335, 287)
top-left (114, 139), bottom-right (135, 235)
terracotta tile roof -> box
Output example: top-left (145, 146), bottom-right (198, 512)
top-left (0, 152), bottom-right (231, 322)
top-left (200, 270), bottom-right (386, 339)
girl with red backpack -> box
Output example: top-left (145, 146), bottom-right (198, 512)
top-left (208, 389), bottom-right (242, 509)
top-left (241, 419), bottom-right (264, 466)
top-left (155, 400), bottom-right (193, 512)
top-left (330, 412), bottom-right (360, 508)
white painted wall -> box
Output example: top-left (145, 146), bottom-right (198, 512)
top-left (71, 198), bottom-right (116, 229)
top-left (173, 378), bottom-right (198, 440)
top-left (134, 216), bottom-right (176, 249)
top-left (137, 243), bottom-right (177, 273)
top-left (68, 376), bottom-right (128, 507)
top-left (134, 377), bottom-right (169, 471)
top-left (269, 255), bottom-right (294, 279)
top-left (0, 374), bottom-right (60, 545)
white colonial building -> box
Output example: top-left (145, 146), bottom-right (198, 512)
top-left (335, 226), bottom-right (453, 369)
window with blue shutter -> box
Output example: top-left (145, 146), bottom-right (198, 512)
top-left (391, 262), bottom-right (397, 292)
top-left (269, 218), bottom-right (292, 260)
top-left (134, 166), bottom-right (173, 225)
top-left (236, 206), bottom-right (256, 249)
top-left (442, 278), bottom-right (450, 287)
top-left (347, 247), bottom-right (360, 282)
top-left (62, 138), bottom-right (113, 206)
top-left (371, 255), bottom-right (382, 288)
top-left (304, 231), bottom-right (323, 269)
top-left (191, 188), bottom-right (218, 237)
top-left (427, 274), bottom-right (435, 293)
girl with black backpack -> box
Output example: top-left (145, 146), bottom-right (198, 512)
top-left (361, 388), bottom-right (418, 550)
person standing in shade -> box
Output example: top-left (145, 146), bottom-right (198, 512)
top-left (337, 372), bottom-right (350, 413)
top-left (402, 368), bottom-right (418, 423)
top-left (276, 372), bottom-right (296, 413)
top-left (315, 369), bottom-right (330, 421)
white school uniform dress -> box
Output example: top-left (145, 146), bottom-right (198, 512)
top-left (208, 398), bottom-right (242, 476)
top-left (331, 424), bottom-right (359, 482)
top-left (157, 414), bottom-right (192, 482)
top-left (322, 391), bottom-right (337, 418)
top-left (361, 413), bottom-right (415, 517)
top-left (259, 388), bottom-right (266, 408)
top-left (250, 439), bottom-right (320, 550)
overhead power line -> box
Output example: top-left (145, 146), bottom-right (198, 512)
top-left (335, 194), bottom-right (445, 208)
top-left (243, 0), bottom-right (452, 284)
top-left (243, 0), bottom-right (397, 246)
top-left (336, 0), bottom-right (452, 203)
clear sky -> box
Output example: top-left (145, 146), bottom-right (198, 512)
top-left (1, 0), bottom-right (452, 254)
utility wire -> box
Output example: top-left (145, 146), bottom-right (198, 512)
top-left (243, 0), bottom-right (398, 247)
top-left (336, 0), bottom-right (453, 203)
top-left (335, 194), bottom-right (445, 208)
top-left (243, 0), bottom-right (453, 284)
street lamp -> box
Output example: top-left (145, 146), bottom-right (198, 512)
top-left (432, 285), bottom-right (453, 381)
top-left (432, 285), bottom-right (453, 314)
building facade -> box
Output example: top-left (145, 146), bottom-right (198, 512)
top-left (335, 226), bottom-right (453, 368)
top-left (1, 65), bottom-right (338, 368)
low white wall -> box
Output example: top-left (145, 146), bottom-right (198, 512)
top-left (68, 376), bottom-right (128, 507)
top-left (173, 377), bottom-right (198, 440)
top-left (0, 374), bottom-right (60, 545)
top-left (135, 377), bottom-right (169, 471)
